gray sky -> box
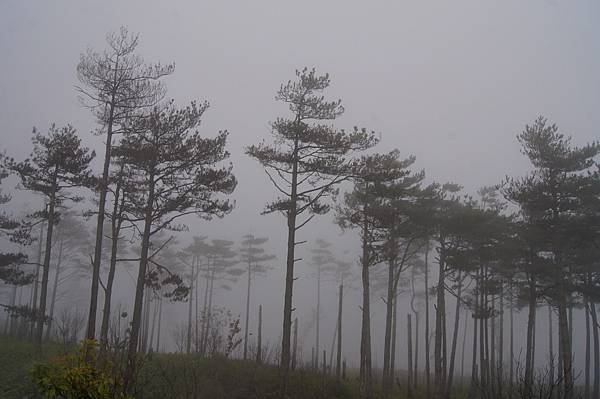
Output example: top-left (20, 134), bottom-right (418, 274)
top-left (1, 0), bottom-right (599, 370)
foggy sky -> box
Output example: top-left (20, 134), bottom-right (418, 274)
top-left (1, 0), bottom-right (599, 372)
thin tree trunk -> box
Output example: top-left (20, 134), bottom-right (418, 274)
top-left (359, 188), bottom-right (373, 399)
top-left (156, 296), bottom-right (163, 352)
top-left (445, 272), bottom-right (462, 398)
top-left (382, 258), bottom-right (395, 397)
top-left (316, 266), bottom-right (321, 371)
top-left (30, 222), bottom-right (44, 340)
top-left (461, 310), bottom-right (467, 383)
top-left (499, 283), bottom-right (504, 395)
top-left (469, 307), bottom-right (478, 399)
top-left (36, 183), bottom-right (57, 349)
top-left (100, 177), bottom-right (124, 352)
top-left (200, 256), bottom-right (210, 355)
top-left (549, 305), bottom-right (555, 385)
top-left (123, 172), bottom-right (155, 391)
top-left (590, 301), bottom-right (599, 399)
top-left (391, 292), bottom-right (398, 386)
top-left (557, 276), bottom-right (573, 398)
top-left (148, 294), bottom-right (159, 351)
top-left (186, 257), bottom-right (194, 354)
top-left (243, 255), bottom-right (252, 360)
top-left (292, 317), bottom-right (298, 370)
top-left (336, 283), bottom-right (343, 384)
top-left (203, 268), bottom-right (215, 355)
top-left (87, 104), bottom-right (115, 340)
top-left (257, 304), bottom-right (262, 364)
top-left (280, 134), bottom-right (299, 392)
top-left (434, 248), bottom-right (446, 399)
top-left (425, 242), bottom-right (431, 399)
top-left (525, 276), bottom-right (536, 387)
top-left (408, 313), bottom-right (414, 398)
top-left (45, 233), bottom-right (64, 341)
top-left (584, 298), bottom-right (590, 399)
top-left (510, 285), bottom-right (514, 392)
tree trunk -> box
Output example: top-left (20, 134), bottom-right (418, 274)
top-left (87, 104), bottom-right (115, 340)
top-left (280, 135), bottom-right (299, 392)
top-left (461, 309), bottom-right (467, 383)
top-left (30, 222), bottom-right (44, 340)
top-left (148, 294), bottom-right (159, 352)
top-left (45, 233), bottom-right (64, 342)
top-left (200, 256), bottom-right (210, 355)
top-left (557, 275), bottom-right (573, 398)
top-left (382, 258), bottom-right (395, 397)
top-left (100, 180), bottom-right (124, 352)
top-left (590, 301), bottom-right (599, 399)
top-left (292, 317), bottom-right (298, 370)
top-left (359, 188), bottom-right (373, 399)
top-left (336, 283), bottom-right (343, 384)
top-left (35, 182), bottom-right (57, 349)
top-left (434, 250), bottom-right (446, 399)
top-left (509, 285), bottom-right (514, 392)
top-left (187, 258), bottom-right (194, 354)
top-left (257, 304), bottom-right (262, 364)
top-left (584, 298), bottom-right (590, 399)
top-left (203, 268), bottom-right (216, 355)
top-left (525, 276), bottom-right (536, 387)
top-left (468, 307), bottom-right (478, 399)
top-left (424, 242), bottom-right (431, 399)
top-left (549, 305), bottom-right (555, 385)
top-left (156, 296), bottom-right (163, 352)
top-left (243, 256), bottom-right (252, 360)
top-left (445, 272), bottom-right (462, 398)
top-left (499, 284), bottom-right (504, 395)
top-left (408, 313), bottom-right (414, 398)
top-left (123, 173), bottom-right (155, 392)
top-left (391, 292), bottom-right (398, 386)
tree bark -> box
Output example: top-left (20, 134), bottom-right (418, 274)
top-left (408, 313), bottom-right (414, 398)
top-left (525, 276), bottom-right (536, 387)
top-left (45, 233), bottom-right (64, 342)
top-left (123, 171), bottom-right (155, 391)
top-left (186, 257), bottom-right (194, 354)
top-left (257, 304), bottom-right (262, 364)
top-left (445, 272), bottom-right (462, 398)
top-left (35, 177), bottom-right (57, 349)
top-left (359, 187), bottom-right (373, 399)
top-left (336, 283), bottom-right (343, 384)
top-left (434, 249), bottom-right (446, 399)
top-left (584, 298), bottom-right (590, 399)
top-left (382, 258), bottom-right (395, 397)
top-left (590, 301), bottom-right (599, 399)
top-left (424, 242), bottom-right (431, 398)
top-left (243, 255), bottom-right (252, 360)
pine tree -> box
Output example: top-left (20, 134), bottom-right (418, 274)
top-left (246, 68), bottom-right (376, 390)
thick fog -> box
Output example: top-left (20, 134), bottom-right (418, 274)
top-left (1, 0), bottom-right (599, 381)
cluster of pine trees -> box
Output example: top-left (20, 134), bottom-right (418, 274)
top-left (1, 26), bottom-right (599, 399)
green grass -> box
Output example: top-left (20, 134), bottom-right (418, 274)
top-left (0, 335), bottom-right (62, 399)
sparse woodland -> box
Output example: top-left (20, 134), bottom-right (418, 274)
top-left (0, 26), bottom-right (599, 399)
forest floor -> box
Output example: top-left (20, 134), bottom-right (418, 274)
top-left (0, 334), bottom-right (470, 398)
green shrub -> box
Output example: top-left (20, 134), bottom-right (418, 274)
top-left (30, 340), bottom-right (130, 399)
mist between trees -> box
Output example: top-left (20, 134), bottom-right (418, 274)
top-left (1, 26), bottom-right (599, 399)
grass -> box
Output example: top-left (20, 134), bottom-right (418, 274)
top-left (0, 334), bottom-right (62, 399)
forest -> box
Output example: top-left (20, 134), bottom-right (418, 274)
top-left (1, 3), bottom-right (600, 399)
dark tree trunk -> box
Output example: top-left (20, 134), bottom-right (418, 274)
top-left (585, 298), bottom-right (590, 399)
top-left (316, 266), bottom-right (321, 371)
top-left (243, 256), bottom-right (252, 360)
top-left (35, 181), bottom-right (57, 349)
top-left (391, 292), bottom-right (398, 387)
top-left (336, 283), bottom-right (343, 384)
top-left (45, 234), bottom-right (64, 342)
top-left (382, 259), bottom-right (395, 397)
top-left (445, 272), bottom-right (462, 398)
top-left (100, 180), bottom-right (124, 352)
top-left (124, 173), bottom-right (155, 391)
top-left (257, 304), bottom-right (262, 364)
top-left (434, 253), bottom-right (446, 399)
top-left (425, 243), bottom-right (431, 398)
top-left (359, 190), bottom-right (373, 399)
top-left (408, 313), bottom-right (414, 398)
top-left (30, 223), bottom-right (44, 340)
top-left (590, 301), bottom-right (599, 399)
top-left (187, 258), bottom-right (194, 354)
top-left (525, 276), bottom-right (536, 387)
